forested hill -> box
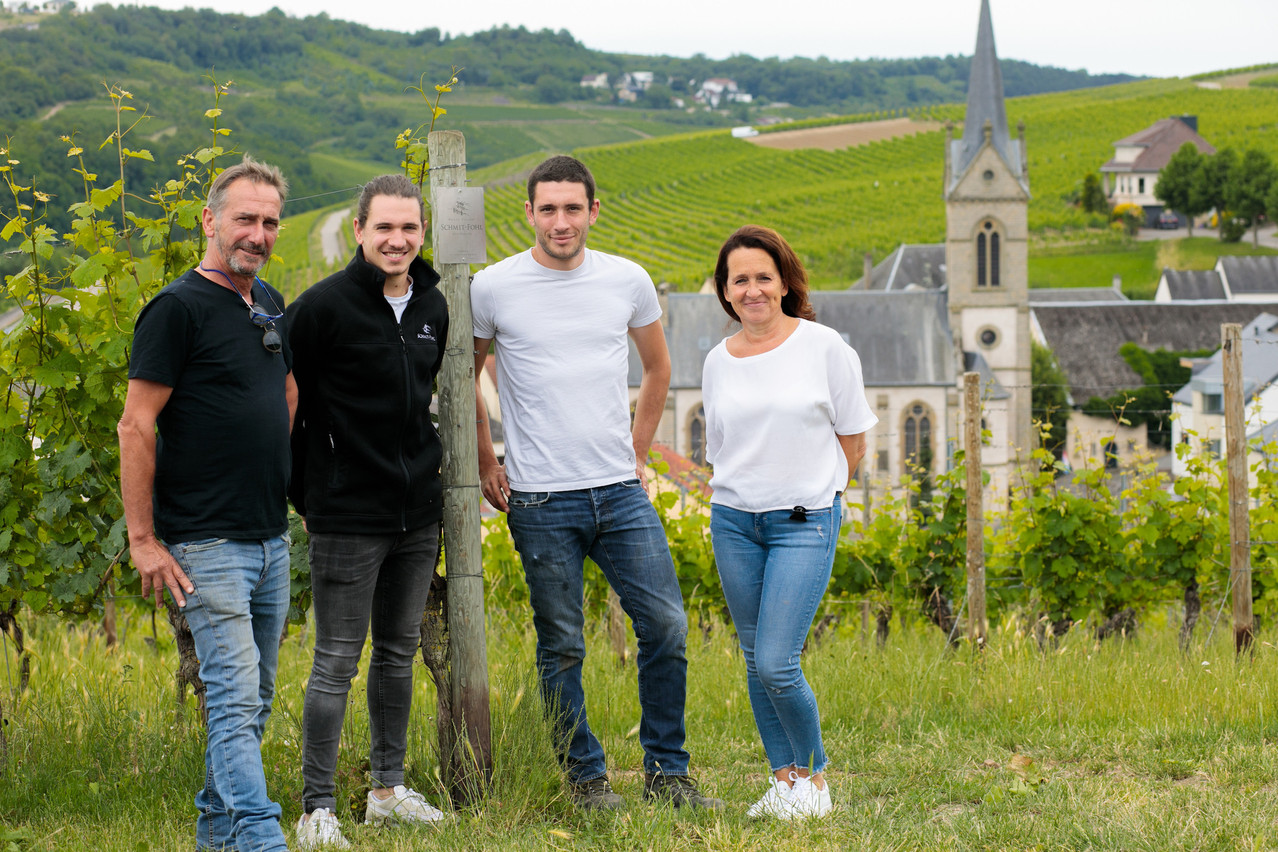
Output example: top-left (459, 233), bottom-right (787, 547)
top-left (1, 5), bottom-right (1139, 123)
top-left (1, 4), bottom-right (1137, 230)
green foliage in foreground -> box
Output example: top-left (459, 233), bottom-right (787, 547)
top-left (5, 610), bottom-right (1278, 850)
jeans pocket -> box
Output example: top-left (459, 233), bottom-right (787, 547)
top-left (176, 537), bottom-right (230, 555)
top-left (508, 490), bottom-right (550, 509)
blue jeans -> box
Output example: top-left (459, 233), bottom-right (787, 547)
top-left (507, 480), bottom-right (689, 783)
top-left (710, 497), bottom-right (841, 775)
top-left (168, 535), bottom-right (291, 852)
top-left (301, 524), bottom-right (440, 813)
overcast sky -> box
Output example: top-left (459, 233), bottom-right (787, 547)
top-left (122, 0), bottom-right (1275, 79)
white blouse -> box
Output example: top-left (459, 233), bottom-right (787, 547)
top-left (703, 319), bottom-right (878, 512)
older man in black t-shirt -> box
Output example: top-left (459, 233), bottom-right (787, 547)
top-left (118, 157), bottom-right (296, 852)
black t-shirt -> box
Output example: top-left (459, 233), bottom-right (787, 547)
top-left (129, 269), bottom-right (294, 542)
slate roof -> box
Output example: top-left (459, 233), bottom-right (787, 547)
top-left (1173, 312), bottom-right (1278, 406)
top-left (810, 291), bottom-right (956, 387)
top-left (1220, 256), bottom-right (1278, 296)
top-left (1033, 301), bottom-right (1278, 403)
top-left (1161, 268), bottom-right (1226, 300)
top-left (639, 290), bottom-right (957, 390)
top-left (1029, 287), bottom-right (1128, 303)
top-left (1100, 117), bottom-right (1216, 175)
top-left (642, 293), bottom-right (738, 389)
top-left (859, 244), bottom-right (947, 291)
top-left (963, 351), bottom-right (1011, 400)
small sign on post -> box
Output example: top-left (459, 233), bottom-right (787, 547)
top-left (433, 186), bottom-right (486, 264)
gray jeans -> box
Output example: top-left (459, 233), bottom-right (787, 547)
top-left (300, 524), bottom-right (439, 814)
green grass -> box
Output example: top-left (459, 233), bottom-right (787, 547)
top-left (1029, 240), bottom-right (1161, 296)
top-left (1028, 236), bottom-right (1278, 299)
top-left (4, 607), bottom-right (1278, 850)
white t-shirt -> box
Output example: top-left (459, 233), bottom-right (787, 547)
top-left (703, 318), bottom-right (878, 512)
top-left (471, 248), bottom-right (662, 491)
top-left (384, 282), bottom-right (413, 323)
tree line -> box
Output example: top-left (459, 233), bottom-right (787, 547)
top-left (1156, 143), bottom-right (1278, 244)
top-left (1, 6), bottom-right (1137, 123)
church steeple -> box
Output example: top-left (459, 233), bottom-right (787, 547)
top-left (948, 0), bottom-right (1025, 193)
top-left (944, 0), bottom-right (1033, 490)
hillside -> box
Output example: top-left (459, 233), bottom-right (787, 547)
top-left (476, 79), bottom-right (1278, 288)
top-left (0, 3), bottom-right (1137, 236)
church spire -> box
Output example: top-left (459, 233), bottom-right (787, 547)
top-left (949, 0), bottom-right (1024, 191)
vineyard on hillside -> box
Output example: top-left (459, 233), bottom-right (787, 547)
top-left (479, 79), bottom-right (1278, 288)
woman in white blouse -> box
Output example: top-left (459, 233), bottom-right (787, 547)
top-left (703, 225), bottom-right (877, 819)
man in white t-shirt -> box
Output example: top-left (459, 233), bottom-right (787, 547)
top-left (472, 155), bottom-right (720, 812)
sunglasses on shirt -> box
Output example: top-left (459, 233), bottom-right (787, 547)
top-left (247, 294), bottom-right (284, 354)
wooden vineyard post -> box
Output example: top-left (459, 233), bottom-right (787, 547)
top-left (964, 372), bottom-right (987, 647)
top-left (1222, 323), bottom-right (1253, 654)
top-left (428, 130), bottom-right (493, 802)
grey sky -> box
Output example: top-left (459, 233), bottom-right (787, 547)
top-left (124, 0), bottom-right (1275, 79)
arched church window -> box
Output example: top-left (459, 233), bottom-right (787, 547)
top-left (688, 406), bottom-right (706, 466)
top-left (976, 220), bottom-right (1002, 288)
top-left (976, 233), bottom-right (987, 287)
top-left (990, 231), bottom-right (1000, 286)
top-left (903, 402), bottom-right (934, 476)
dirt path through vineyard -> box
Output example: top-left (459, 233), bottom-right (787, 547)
top-left (747, 117), bottom-right (943, 151)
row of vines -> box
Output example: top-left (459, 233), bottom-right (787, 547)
top-left (480, 79), bottom-right (1278, 288)
top-left (467, 439), bottom-right (1278, 648)
top-left (4, 77), bottom-right (1278, 688)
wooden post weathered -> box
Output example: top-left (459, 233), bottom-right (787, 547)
top-left (1222, 323), bottom-right (1253, 654)
top-left (963, 372), bottom-right (987, 647)
top-left (428, 130), bottom-right (493, 801)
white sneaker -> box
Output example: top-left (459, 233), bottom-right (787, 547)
top-left (365, 784), bottom-right (448, 825)
top-left (296, 807), bottom-right (350, 850)
top-left (746, 776), bottom-right (796, 819)
top-left (788, 775), bottom-right (833, 819)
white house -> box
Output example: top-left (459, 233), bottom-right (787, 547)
top-left (695, 78), bottom-right (752, 109)
top-left (1170, 312), bottom-right (1278, 478)
top-left (1100, 116), bottom-right (1215, 226)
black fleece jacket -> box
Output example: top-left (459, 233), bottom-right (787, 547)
top-left (286, 248), bottom-right (449, 534)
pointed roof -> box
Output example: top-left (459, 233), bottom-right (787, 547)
top-left (1100, 117), bottom-right (1216, 175)
top-left (949, 0), bottom-right (1024, 191)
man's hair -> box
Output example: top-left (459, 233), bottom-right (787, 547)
top-left (357, 174), bottom-right (425, 224)
top-left (207, 156), bottom-right (289, 216)
top-left (713, 224), bottom-right (816, 322)
top-left (527, 155), bottom-right (595, 206)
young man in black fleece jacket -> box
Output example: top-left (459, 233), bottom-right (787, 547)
top-left (287, 174), bottom-right (450, 849)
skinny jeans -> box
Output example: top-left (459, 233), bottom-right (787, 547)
top-left (710, 497), bottom-right (840, 775)
top-left (300, 524), bottom-right (439, 814)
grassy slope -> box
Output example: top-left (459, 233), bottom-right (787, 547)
top-left (1030, 238), bottom-right (1278, 298)
top-left (4, 610), bottom-right (1278, 850)
top-left (465, 78), bottom-right (1278, 290)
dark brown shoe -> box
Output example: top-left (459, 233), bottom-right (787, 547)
top-left (643, 774), bottom-right (724, 810)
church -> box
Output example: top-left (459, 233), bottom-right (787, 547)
top-left (641, 0), bottom-right (1031, 501)
top-left (636, 0), bottom-right (1278, 504)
